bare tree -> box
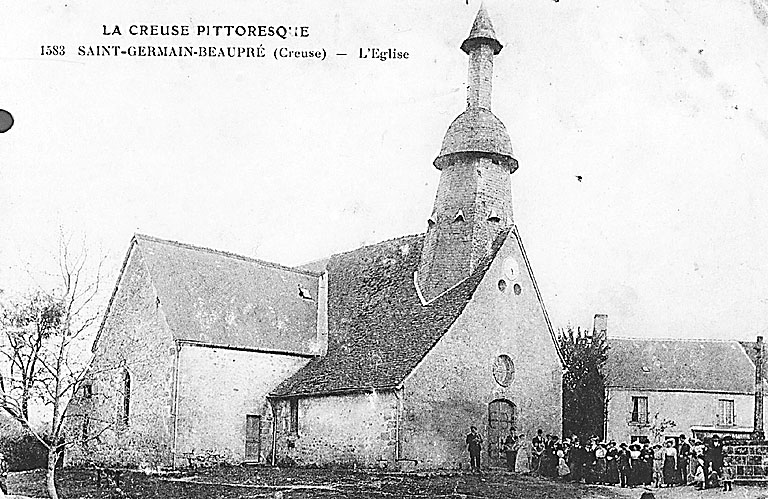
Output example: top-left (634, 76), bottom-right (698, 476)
top-left (0, 291), bottom-right (64, 426)
top-left (0, 233), bottom-right (105, 499)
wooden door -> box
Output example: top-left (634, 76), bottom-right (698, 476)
top-left (245, 415), bottom-right (262, 461)
top-left (488, 400), bottom-right (516, 467)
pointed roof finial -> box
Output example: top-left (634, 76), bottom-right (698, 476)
top-left (461, 4), bottom-right (503, 55)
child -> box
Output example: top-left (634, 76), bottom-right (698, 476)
top-left (707, 465), bottom-right (720, 489)
top-left (652, 443), bottom-right (664, 488)
top-left (721, 458), bottom-right (733, 491)
top-left (692, 457), bottom-right (705, 490)
top-left (557, 449), bottom-right (571, 479)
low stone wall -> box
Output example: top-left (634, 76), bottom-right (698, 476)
top-left (724, 441), bottom-right (768, 481)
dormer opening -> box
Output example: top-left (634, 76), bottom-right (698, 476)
top-left (454, 209), bottom-right (465, 223)
top-left (298, 284), bottom-right (313, 300)
top-left (427, 213), bottom-right (437, 228)
top-left (487, 209), bottom-right (501, 223)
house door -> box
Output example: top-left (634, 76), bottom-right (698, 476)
top-left (488, 399), bottom-right (516, 468)
top-left (245, 415), bottom-right (262, 461)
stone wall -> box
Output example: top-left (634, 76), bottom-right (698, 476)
top-left (606, 388), bottom-right (761, 444)
top-left (418, 156), bottom-right (512, 301)
top-left (274, 391), bottom-right (399, 468)
top-left (467, 44), bottom-right (493, 109)
top-left (724, 442), bottom-right (768, 481)
top-left (404, 230), bottom-right (563, 469)
top-left (174, 344), bottom-right (309, 466)
top-left (66, 244), bottom-right (177, 468)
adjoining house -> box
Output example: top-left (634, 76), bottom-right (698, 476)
top-left (604, 329), bottom-right (765, 444)
top-left (66, 7), bottom-right (564, 470)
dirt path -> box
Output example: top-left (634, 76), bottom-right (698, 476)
top-left (606, 484), bottom-right (766, 499)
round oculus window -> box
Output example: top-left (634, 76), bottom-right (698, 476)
top-left (492, 354), bottom-right (515, 387)
top-left (502, 257), bottom-right (520, 282)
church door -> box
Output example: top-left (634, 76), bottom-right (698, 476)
top-left (488, 399), bottom-right (516, 468)
top-left (245, 415), bottom-right (262, 461)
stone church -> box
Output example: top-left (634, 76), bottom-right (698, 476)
top-left (67, 7), bottom-right (564, 470)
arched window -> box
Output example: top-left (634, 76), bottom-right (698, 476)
top-left (119, 367), bottom-right (131, 428)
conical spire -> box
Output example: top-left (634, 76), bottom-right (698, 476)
top-left (461, 4), bottom-right (503, 55)
top-left (433, 4), bottom-right (516, 172)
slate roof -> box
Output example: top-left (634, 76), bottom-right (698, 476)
top-left (605, 338), bottom-right (757, 394)
top-left (461, 4), bottom-right (503, 55)
top-left (270, 228), bottom-right (511, 397)
top-left (434, 108), bottom-right (517, 172)
top-left (96, 234), bottom-right (323, 356)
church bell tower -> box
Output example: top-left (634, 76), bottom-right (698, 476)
top-left (417, 5), bottom-right (519, 302)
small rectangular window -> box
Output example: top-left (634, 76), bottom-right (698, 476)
top-left (82, 383), bottom-right (93, 399)
top-left (718, 399), bottom-right (735, 426)
top-left (82, 415), bottom-right (90, 445)
top-left (117, 368), bottom-right (130, 430)
top-left (289, 398), bottom-right (299, 434)
top-left (631, 396), bottom-right (648, 424)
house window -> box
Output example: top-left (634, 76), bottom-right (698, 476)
top-left (631, 396), bottom-right (649, 425)
top-left (289, 398), bottom-right (298, 433)
top-left (718, 399), bottom-right (735, 426)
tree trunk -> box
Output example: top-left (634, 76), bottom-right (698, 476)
top-left (46, 448), bottom-right (59, 499)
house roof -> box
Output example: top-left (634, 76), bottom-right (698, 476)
top-left (95, 234), bottom-right (323, 356)
top-left (605, 338), bottom-right (757, 394)
top-left (270, 228), bottom-right (511, 397)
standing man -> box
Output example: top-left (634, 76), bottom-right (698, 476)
top-left (503, 430), bottom-right (520, 472)
top-left (678, 434), bottom-right (691, 485)
top-left (466, 426), bottom-right (483, 472)
top-left (705, 435), bottom-right (724, 488)
top-left (0, 451), bottom-right (9, 495)
top-left (618, 442), bottom-right (631, 487)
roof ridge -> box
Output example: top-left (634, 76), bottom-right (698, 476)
top-left (133, 233), bottom-right (322, 277)
top-left (610, 336), bottom-right (740, 343)
top-left (328, 233), bottom-right (425, 259)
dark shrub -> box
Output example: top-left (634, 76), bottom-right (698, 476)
top-left (0, 432), bottom-right (48, 471)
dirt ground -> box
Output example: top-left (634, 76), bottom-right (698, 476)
top-left (8, 467), bottom-right (640, 499)
top-left (612, 484), bottom-right (768, 499)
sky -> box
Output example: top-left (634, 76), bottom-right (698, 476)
top-left (1, 0), bottom-right (768, 341)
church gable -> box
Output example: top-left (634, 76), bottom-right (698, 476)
top-left (398, 227), bottom-right (563, 467)
top-left (405, 226), bottom-right (563, 395)
top-left (75, 239), bottom-right (178, 467)
top-left (94, 238), bottom-right (175, 354)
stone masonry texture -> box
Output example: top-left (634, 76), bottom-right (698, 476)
top-left (66, 244), bottom-right (176, 468)
top-left (418, 157), bottom-right (513, 302)
top-left (405, 230), bottom-right (562, 469)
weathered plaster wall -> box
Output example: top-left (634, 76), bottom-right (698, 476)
top-left (274, 391), bottom-right (399, 468)
top-left (403, 230), bottom-right (562, 469)
top-left (66, 245), bottom-right (176, 467)
top-left (606, 388), bottom-right (764, 444)
top-left (175, 345), bottom-right (309, 466)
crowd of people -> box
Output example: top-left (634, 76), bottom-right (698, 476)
top-left (467, 427), bottom-right (735, 491)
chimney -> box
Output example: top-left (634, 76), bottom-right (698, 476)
top-left (593, 314), bottom-right (608, 338)
top-left (754, 336), bottom-right (765, 440)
